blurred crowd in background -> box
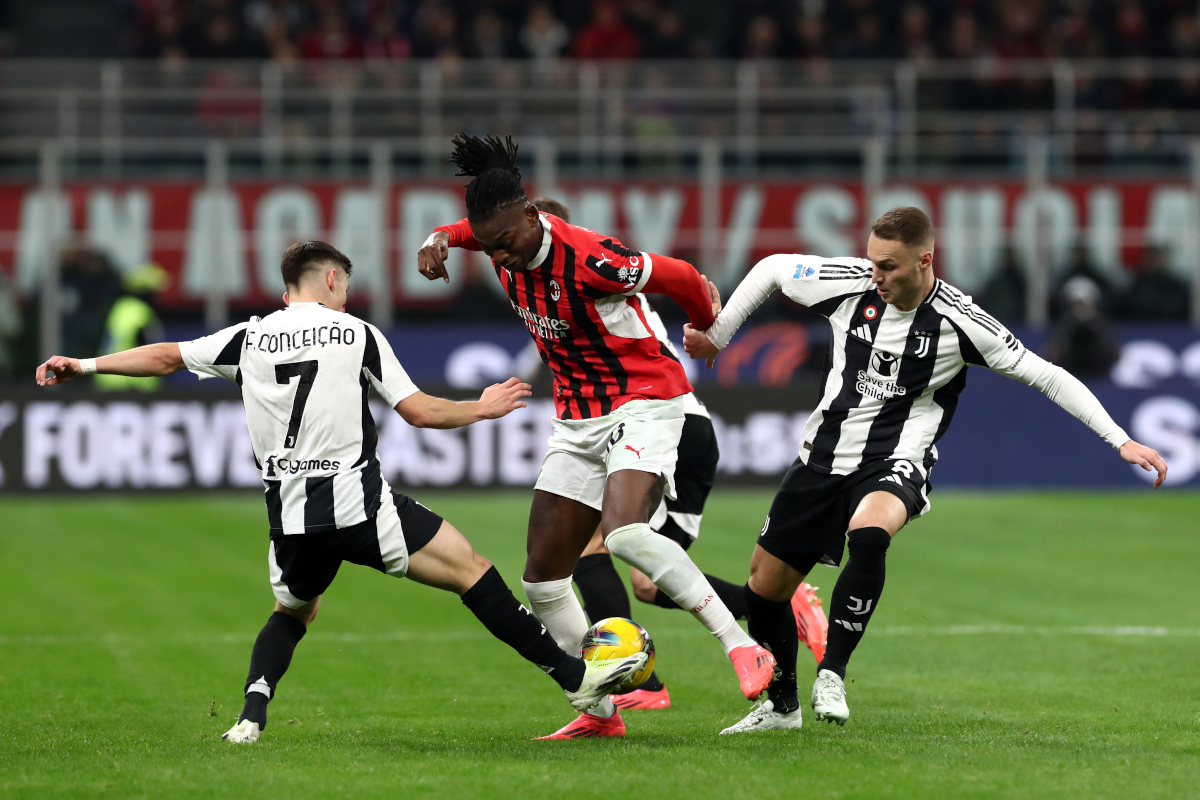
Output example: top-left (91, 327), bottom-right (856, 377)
top-left (102, 0), bottom-right (1200, 69)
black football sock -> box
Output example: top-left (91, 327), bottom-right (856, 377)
top-left (462, 566), bottom-right (586, 693)
top-left (744, 584), bottom-right (799, 713)
top-left (652, 575), bottom-right (748, 619)
top-left (819, 526), bottom-right (891, 680)
top-left (574, 552), bottom-right (665, 692)
top-left (240, 611), bottom-right (307, 729)
top-left (574, 553), bottom-right (632, 621)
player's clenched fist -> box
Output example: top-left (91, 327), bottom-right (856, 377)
top-left (418, 231), bottom-right (451, 283)
top-left (35, 356), bottom-right (83, 386)
top-left (683, 324), bottom-right (720, 369)
top-left (478, 377), bottom-right (532, 419)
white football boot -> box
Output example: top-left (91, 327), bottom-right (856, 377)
top-left (719, 699), bottom-right (803, 734)
top-left (564, 653), bottom-right (649, 712)
top-left (221, 719), bottom-right (262, 743)
top-left (811, 669), bottom-right (850, 725)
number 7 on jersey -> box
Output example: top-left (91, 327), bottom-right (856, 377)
top-left (276, 360), bottom-right (319, 449)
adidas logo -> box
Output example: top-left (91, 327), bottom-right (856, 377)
top-left (834, 619), bottom-right (864, 632)
top-left (879, 474), bottom-right (903, 485)
top-left (850, 324), bottom-right (874, 342)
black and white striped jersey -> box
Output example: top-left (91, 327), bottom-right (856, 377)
top-left (179, 302), bottom-right (419, 534)
top-left (707, 254), bottom-right (1128, 477)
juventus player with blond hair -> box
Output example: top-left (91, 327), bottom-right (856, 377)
top-left (685, 207), bottom-right (1168, 734)
top-left (35, 241), bottom-right (647, 744)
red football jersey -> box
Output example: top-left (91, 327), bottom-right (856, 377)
top-left (495, 215), bottom-right (694, 419)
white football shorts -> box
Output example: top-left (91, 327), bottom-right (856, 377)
top-left (534, 397), bottom-right (686, 512)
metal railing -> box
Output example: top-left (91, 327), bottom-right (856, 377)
top-left (1, 57), bottom-right (1200, 178)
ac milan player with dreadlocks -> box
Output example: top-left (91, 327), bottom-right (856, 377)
top-left (422, 196), bottom-right (829, 712)
top-left (416, 134), bottom-right (776, 739)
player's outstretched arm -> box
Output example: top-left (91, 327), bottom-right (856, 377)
top-left (1119, 440), bottom-right (1168, 488)
top-left (683, 254), bottom-right (790, 368)
top-left (641, 254), bottom-right (716, 332)
top-left (35, 342), bottom-right (185, 386)
top-left (395, 377), bottom-right (531, 429)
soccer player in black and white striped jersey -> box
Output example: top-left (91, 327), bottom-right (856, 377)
top-left (684, 207), bottom-right (1168, 734)
top-left (35, 241), bottom-right (649, 743)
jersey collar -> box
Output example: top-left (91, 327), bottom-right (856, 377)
top-left (525, 214), bottom-right (552, 270)
top-left (285, 302), bottom-right (328, 310)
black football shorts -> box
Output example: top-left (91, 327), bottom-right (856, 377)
top-left (757, 457), bottom-right (931, 574)
top-left (268, 490), bottom-right (444, 608)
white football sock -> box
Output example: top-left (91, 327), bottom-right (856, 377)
top-left (521, 576), bottom-right (616, 719)
top-left (606, 523), bottom-right (755, 656)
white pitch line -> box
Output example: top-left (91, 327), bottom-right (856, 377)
top-left (1, 625), bottom-right (1199, 647)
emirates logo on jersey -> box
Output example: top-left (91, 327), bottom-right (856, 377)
top-left (550, 280), bottom-right (561, 301)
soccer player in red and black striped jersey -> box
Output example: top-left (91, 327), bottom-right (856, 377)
top-left (417, 134), bottom-right (776, 739)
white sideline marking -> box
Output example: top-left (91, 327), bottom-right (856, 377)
top-left (2, 625), bottom-right (1199, 647)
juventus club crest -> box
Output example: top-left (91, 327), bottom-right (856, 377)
top-left (914, 331), bottom-right (933, 358)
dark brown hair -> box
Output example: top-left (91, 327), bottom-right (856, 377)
top-left (870, 207), bottom-right (934, 248)
top-left (280, 241), bottom-right (353, 288)
top-left (531, 196), bottom-right (570, 223)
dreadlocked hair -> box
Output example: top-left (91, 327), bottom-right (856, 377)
top-left (449, 133), bottom-right (528, 222)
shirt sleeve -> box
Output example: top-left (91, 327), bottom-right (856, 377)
top-left (433, 218), bottom-right (482, 252)
top-left (363, 323), bottom-right (420, 407)
top-left (178, 322), bottom-right (250, 381)
top-left (706, 254), bottom-right (873, 349)
top-left (947, 292), bottom-right (1130, 449)
top-left (580, 236), bottom-right (654, 297)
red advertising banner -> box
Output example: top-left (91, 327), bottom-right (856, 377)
top-left (0, 178), bottom-right (1194, 308)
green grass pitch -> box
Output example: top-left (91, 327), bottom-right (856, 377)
top-left (1, 490), bottom-right (1198, 799)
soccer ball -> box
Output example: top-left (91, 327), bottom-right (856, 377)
top-left (580, 617), bottom-right (656, 694)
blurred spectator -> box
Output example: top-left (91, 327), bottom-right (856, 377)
top-left (137, 5), bottom-right (187, 59)
top-left (1052, 3), bottom-right (1102, 58)
top-left (245, 0), bottom-right (309, 42)
top-left (197, 67), bottom-right (262, 136)
top-left (1045, 276), bottom-right (1122, 378)
top-left (992, 0), bottom-right (1048, 60)
top-left (300, 5), bottom-right (362, 59)
top-left (189, 8), bottom-right (260, 59)
top-left (468, 10), bottom-right (511, 59)
top-left (943, 9), bottom-right (984, 59)
top-left (362, 8), bottom-right (412, 60)
top-left (412, 0), bottom-right (460, 58)
top-left (1119, 245), bottom-right (1191, 321)
top-left (836, 13), bottom-right (889, 59)
top-left (1170, 67), bottom-right (1200, 111)
top-left (642, 9), bottom-right (690, 59)
top-left (520, 2), bottom-right (569, 60)
top-left (574, 0), bottom-right (639, 60)
top-left (95, 264), bottom-right (169, 392)
top-left (981, 245), bottom-right (1027, 323)
top-left (792, 13), bottom-right (825, 60)
top-left (0, 272), bottom-right (21, 381)
top-left (1055, 244), bottom-right (1115, 313)
top-left (58, 245), bottom-right (123, 360)
top-left (742, 15), bottom-right (781, 59)
top-left (1107, 1), bottom-right (1153, 58)
top-left (898, 3), bottom-right (934, 61)
top-left (1168, 11), bottom-right (1200, 59)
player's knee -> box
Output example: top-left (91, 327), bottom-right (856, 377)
top-left (628, 568), bottom-right (655, 603)
top-left (846, 526), bottom-right (891, 573)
